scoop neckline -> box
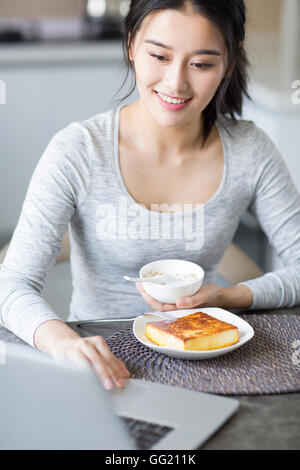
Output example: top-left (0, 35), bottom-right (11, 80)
top-left (113, 105), bottom-right (228, 216)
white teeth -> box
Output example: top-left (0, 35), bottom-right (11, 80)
top-left (157, 92), bottom-right (190, 105)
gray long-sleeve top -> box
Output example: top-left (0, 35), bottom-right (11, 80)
top-left (0, 106), bottom-right (300, 348)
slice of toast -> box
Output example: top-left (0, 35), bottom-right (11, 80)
top-left (145, 311), bottom-right (239, 351)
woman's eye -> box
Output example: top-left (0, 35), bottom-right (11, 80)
top-left (149, 53), bottom-right (166, 61)
top-left (149, 54), bottom-right (213, 70)
top-left (193, 63), bottom-right (213, 70)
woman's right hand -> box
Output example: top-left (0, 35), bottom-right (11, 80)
top-left (52, 335), bottom-right (130, 390)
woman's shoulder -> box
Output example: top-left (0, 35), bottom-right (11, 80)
top-left (53, 106), bottom-right (117, 144)
top-left (80, 106), bottom-right (117, 137)
top-left (217, 115), bottom-right (279, 159)
top-left (46, 107), bottom-right (118, 168)
top-left (217, 115), bottom-right (259, 141)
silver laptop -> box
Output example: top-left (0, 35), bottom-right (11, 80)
top-left (0, 340), bottom-right (239, 450)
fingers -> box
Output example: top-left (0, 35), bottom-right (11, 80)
top-left (91, 336), bottom-right (130, 386)
top-left (79, 337), bottom-right (130, 390)
top-left (54, 336), bottom-right (131, 391)
top-left (176, 293), bottom-right (203, 308)
top-left (136, 282), bottom-right (180, 312)
top-left (176, 296), bottom-right (195, 308)
top-left (65, 348), bottom-right (90, 369)
top-left (53, 348), bottom-right (89, 369)
top-left (176, 285), bottom-right (220, 309)
top-left (79, 341), bottom-right (115, 390)
top-left (141, 291), bottom-right (177, 312)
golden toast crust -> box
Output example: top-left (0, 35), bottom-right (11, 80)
top-left (145, 311), bottom-right (238, 342)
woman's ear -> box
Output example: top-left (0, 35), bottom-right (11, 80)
top-left (128, 48), bottom-right (133, 62)
top-left (127, 33), bottom-right (134, 63)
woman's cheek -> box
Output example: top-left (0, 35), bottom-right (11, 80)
top-left (136, 59), bottom-right (159, 89)
top-left (198, 73), bottom-right (224, 103)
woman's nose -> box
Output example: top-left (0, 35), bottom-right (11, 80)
top-left (164, 60), bottom-right (189, 94)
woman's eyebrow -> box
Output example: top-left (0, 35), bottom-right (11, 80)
top-left (144, 39), bottom-right (222, 56)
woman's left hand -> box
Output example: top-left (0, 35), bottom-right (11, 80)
top-left (135, 282), bottom-right (224, 312)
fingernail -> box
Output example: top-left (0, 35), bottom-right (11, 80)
top-left (117, 378), bottom-right (125, 388)
top-left (103, 378), bottom-right (113, 390)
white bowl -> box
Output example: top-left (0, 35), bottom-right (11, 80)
top-left (139, 259), bottom-right (204, 304)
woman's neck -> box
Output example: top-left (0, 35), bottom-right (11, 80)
top-left (123, 99), bottom-right (204, 162)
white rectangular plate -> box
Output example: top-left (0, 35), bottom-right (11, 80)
top-left (133, 307), bottom-right (254, 360)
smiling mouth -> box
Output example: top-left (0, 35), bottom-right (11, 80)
top-left (154, 90), bottom-right (193, 102)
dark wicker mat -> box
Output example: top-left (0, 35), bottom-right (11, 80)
top-left (106, 313), bottom-right (300, 396)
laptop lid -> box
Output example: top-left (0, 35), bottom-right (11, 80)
top-left (0, 341), bottom-right (136, 450)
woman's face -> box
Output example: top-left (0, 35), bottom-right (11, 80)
top-left (129, 7), bottom-right (228, 128)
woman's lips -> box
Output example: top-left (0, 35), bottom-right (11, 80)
top-left (154, 90), bottom-right (192, 101)
top-left (153, 90), bottom-right (193, 111)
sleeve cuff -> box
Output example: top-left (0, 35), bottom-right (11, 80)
top-left (237, 273), bottom-right (284, 310)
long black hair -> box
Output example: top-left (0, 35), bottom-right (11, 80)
top-left (113, 0), bottom-right (252, 148)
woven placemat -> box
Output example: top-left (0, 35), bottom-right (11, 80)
top-left (106, 313), bottom-right (300, 396)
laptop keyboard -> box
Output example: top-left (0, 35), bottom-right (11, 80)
top-left (119, 416), bottom-right (174, 450)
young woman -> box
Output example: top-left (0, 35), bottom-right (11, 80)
top-left (0, 0), bottom-right (299, 391)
